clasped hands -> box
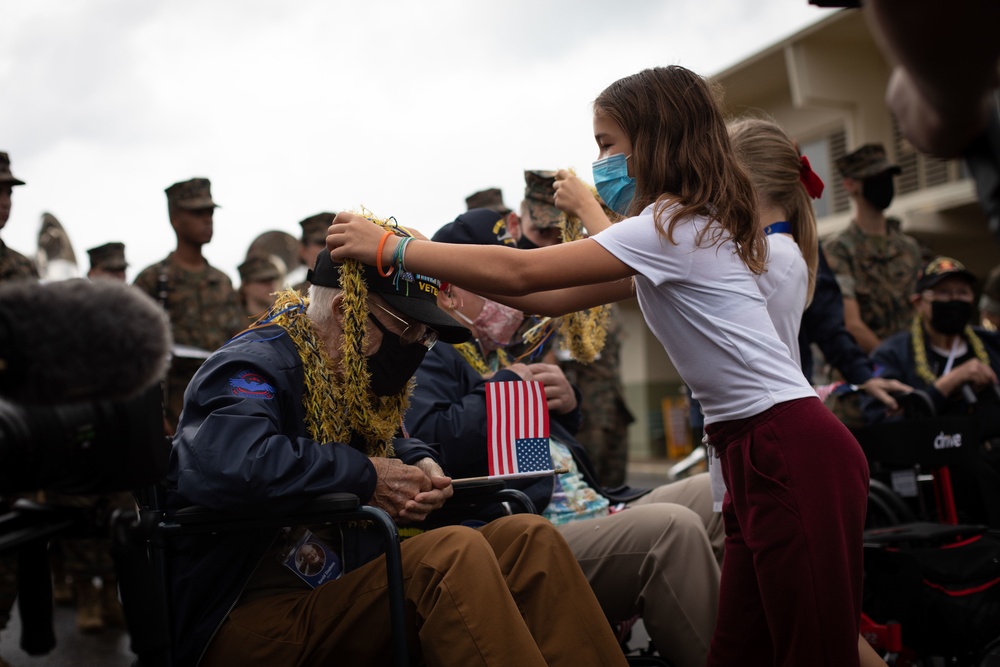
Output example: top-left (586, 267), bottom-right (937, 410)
top-left (368, 456), bottom-right (453, 525)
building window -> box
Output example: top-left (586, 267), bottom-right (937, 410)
top-left (800, 127), bottom-right (849, 218)
top-left (892, 117), bottom-right (963, 195)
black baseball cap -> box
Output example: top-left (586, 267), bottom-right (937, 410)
top-left (308, 249), bottom-right (470, 344)
top-left (915, 257), bottom-right (977, 293)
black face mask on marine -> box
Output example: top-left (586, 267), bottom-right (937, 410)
top-left (930, 299), bottom-right (973, 336)
top-left (365, 315), bottom-right (428, 396)
top-left (862, 175), bottom-right (895, 211)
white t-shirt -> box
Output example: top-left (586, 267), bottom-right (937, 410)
top-left (592, 204), bottom-right (815, 425)
top-left (755, 233), bottom-right (807, 368)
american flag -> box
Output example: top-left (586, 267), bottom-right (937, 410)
top-left (485, 380), bottom-right (553, 478)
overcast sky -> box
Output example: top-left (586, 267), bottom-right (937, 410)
top-left (1, 0), bottom-right (836, 283)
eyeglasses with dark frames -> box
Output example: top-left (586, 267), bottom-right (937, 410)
top-left (370, 302), bottom-right (439, 349)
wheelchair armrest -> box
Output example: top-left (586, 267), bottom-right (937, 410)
top-left (450, 479), bottom-right (507, 498)
top-left (169, 493), bottom-right (362, 531)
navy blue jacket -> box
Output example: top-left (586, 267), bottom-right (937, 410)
top-left (166, 325), bottom-right (441, 666)
top-left (406, 344), bottom-right (648, 512)
top-left (861, 326), bottom-right (1000, 424)
top-left (799, 245), bottom-right (874, 384)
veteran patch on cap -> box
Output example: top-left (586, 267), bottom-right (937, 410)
top-left (165, 177), bottom-right (218, 210)
top-left (835, 144), bottom-right (902, 180)
top-left (0, 152), bottom-right (25, 187)
top-left (87, 242), bottom-right (128, 272)
top-left (307, 249), bottom-right (470, 344)
top-left (239, 254), bottom-right (284, 284)
top-left (299, 212), bottom-right (336, 245)
top-left (915, 256), bottom-right (977, 293)
top-left (523, 170), bottom-right (563, 229)
top-left (465, 188), bottom-right (511, 216)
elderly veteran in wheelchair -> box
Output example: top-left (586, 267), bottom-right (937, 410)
top-left (166, 245), bottom-right (629, 667)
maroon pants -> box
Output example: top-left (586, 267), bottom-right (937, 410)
top-left (705, 397), bottom-right (869, 667)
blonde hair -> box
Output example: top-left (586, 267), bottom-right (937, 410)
top-left (727, 117), bottom-right (819, 304)
top-left (593, 66), bottom-right (765, 274)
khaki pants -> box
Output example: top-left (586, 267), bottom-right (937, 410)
top-left (203, 514), bottom-right (628, 667)
top-left (558, 473), bottom-right (722, 667)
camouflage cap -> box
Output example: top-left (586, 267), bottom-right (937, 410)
top-left (835, 144), bottom-right (902, 179)
top-left (165, 177), bottom-right (218, 210)
top-left (465, 188), bottom-right (511, 216)
top-left (238, 254), bottom-right (284, 284)
top-left (915, 256), bottom-right (977, 293)
top-left (523, 170), bottom-right (563, 229)
top-left (0, 152), bottom-right (25, 186)
top-left (87, 242), bottom-right (128, 271)
top-left (299, 212), bottom-right (336, 244)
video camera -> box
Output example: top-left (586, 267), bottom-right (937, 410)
top-left (0, 278), bottom-right (173, 659)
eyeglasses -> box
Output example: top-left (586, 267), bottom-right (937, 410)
top-left (369, 302), bottom-right (439, 349)
top-left (922, 289), bottom-right (974, 303)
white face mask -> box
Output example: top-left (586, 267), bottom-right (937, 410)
top-left (451, 297), bottom-right (525, 353)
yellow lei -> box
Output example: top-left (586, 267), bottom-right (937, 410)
top-left (255, 207), bottom-right (416, 458)
top-left (911, 315), bottom-right (990, 385)
top-left (557, 176), bottom-right (611, 363)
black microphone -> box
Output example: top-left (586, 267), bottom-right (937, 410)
top-left (0, 279), bottom-right (171, 405)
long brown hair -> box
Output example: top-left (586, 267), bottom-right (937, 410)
top-left (728, 117), bottom-right (819, 304)
top-left (593, 66), bottom-right (765, 274)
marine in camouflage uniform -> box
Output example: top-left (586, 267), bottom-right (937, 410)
top-left (132, 178), bottom-right (244, 432)
top-left (824, 144), bottom-right (925, 427)
top-left (0, 152), bottom-right (38, 283)
top-left (824, 143), bottom-right (924, 346)
top-left (0, 152), bottom-right (35, 661)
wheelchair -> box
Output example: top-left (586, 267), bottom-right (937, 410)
top-left (852, 390), bottom-right (1000, 666)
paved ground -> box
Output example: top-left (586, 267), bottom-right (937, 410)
top-left (0, 459), bottom-right (676, 667)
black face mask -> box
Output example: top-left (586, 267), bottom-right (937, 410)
top-left (862, 175), bottom-right (894, 210)
top-left (930, 300), bottom-right (973, 335)
top-left (366, 314), bottom-right (428, 396)
top-left (515, 234), bottom-right (540, 250)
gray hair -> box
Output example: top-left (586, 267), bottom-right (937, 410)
top-left (307, 284), bottom-right (341, 330)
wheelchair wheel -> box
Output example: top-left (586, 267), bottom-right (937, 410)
top-left (978, 636), bottom-right (1000, 666)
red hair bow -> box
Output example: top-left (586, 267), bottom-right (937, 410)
top-left (799, 155), bottom-right (825, 200)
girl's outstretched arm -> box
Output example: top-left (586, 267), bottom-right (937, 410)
top-left (326, 212), bottom-right (636, 299)
top-left (478, 280), bottom-right (633, 317)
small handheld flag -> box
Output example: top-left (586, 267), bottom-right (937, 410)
top-left (485, 380), bottom-right (554, 480)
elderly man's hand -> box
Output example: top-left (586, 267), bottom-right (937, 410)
top-left (368, 457), bottom-right (432, 522)
top-left (526, 362), bottom-right (578, 415)
top-left (403, 458), bottom-right (454, 523)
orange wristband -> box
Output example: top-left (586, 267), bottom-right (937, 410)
top-left (376, 230), bottom-right (395, 277)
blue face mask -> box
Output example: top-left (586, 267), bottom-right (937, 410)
top-left (592, 153), bottom-right (636, 215)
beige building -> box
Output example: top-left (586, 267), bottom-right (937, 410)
top-left (620, 8), bottom-right (998, 460)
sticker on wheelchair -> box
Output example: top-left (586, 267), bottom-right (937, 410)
top-left (284, 530), bottom-right (342, 588)
top-left (890, 469), bottom-right (919, 498)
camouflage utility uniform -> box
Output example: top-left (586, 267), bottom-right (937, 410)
top-left (0, 240), bottom-right (38, 282)
top-left (133, 253), bottom-right (244, 429)
top-left (824, 220), bottom-right (923, 341)
top-left (559, 305), bottom-right (635, 487)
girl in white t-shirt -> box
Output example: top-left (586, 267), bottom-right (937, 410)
top-left (328, 65), bottom-right (870, 667)
top-left (728, 117), bottom-right (889, 667)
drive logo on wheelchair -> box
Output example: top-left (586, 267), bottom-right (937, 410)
top-left (933, 431), bottom-right (963, 450)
